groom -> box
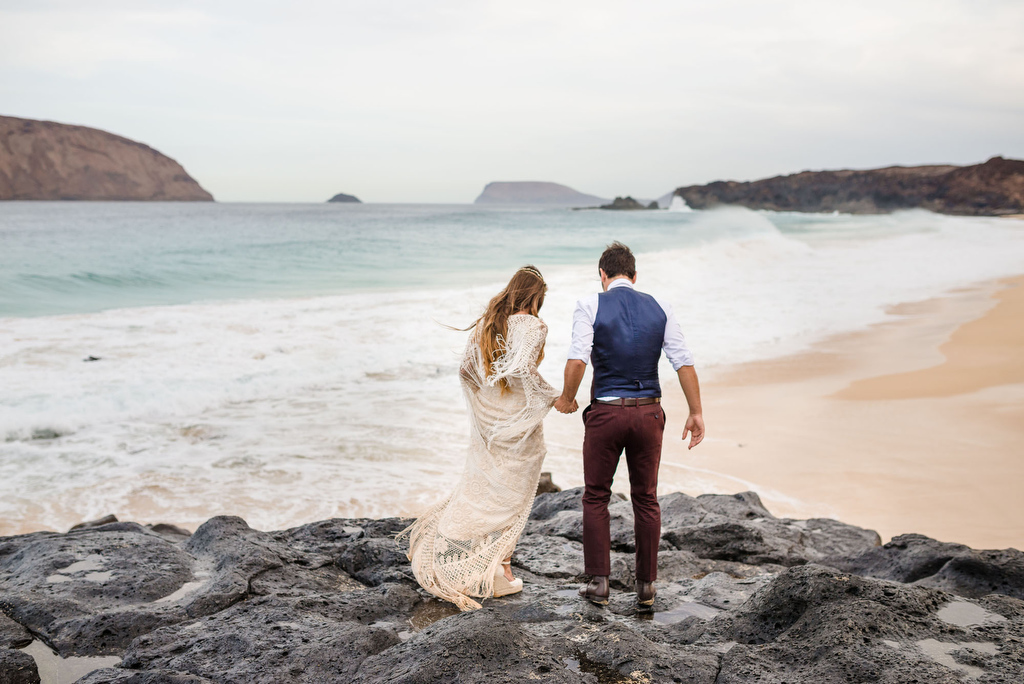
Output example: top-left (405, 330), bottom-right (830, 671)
top-left (554, 242), bottom-right (704, 606)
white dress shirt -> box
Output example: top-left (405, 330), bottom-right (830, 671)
top-left (567, 279), bottom-right (694, 399)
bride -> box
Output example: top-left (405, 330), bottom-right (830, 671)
top-left (399, 266), bottom-right (570, 611)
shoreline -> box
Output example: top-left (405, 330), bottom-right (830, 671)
top-left (657, 275), bottom-right (1024, 550)
top-left (5, 276), bottom-right (1023, 550)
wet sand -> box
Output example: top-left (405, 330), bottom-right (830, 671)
top-left (544, 276), bottom-right (1024, 550)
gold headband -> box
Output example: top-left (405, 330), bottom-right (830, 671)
top-left (518, 266), bottom-right (543, 280)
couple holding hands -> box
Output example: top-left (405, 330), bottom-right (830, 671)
top-left (400, 242), bottom-right (704, 611)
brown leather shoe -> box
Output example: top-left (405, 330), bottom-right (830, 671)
top-left (636, 579), bottom-right (656, 606)
top-left (578, 576), bottom-right (609, 606)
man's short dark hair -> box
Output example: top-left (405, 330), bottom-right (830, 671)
top-left (599, 242), bottom-right (636, 279)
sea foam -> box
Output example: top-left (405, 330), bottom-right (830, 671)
top-left (2, 206), bottom-right (1023, 533)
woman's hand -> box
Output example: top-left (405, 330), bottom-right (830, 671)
top-left (459, 364), bottom-right (480, 391)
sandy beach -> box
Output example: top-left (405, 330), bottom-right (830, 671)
top-left (546, 275), bottom-right (1024, 551)
top-left (5, 203), bottom-right (1023, 544)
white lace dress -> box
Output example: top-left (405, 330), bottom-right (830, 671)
top-left (399, 314), bottom-right (557, 611)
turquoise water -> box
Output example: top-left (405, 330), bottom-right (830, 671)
top-left (1, 202), bottom-right (749, 317)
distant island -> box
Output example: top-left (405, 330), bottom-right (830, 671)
top-left (474, 181), bottom-right (607, 206)
top-left (0, 115), bottom-right (213, 201)
top-left (574, 196), bottom-right (660, 211)
top-left (327, 192), bottom-right (361, 203)
top-left (673, 156), bottom-right (1024, 216)
top-left (600, 196), bottom-right (659, 210)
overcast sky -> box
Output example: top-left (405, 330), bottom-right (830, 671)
top-left (2, 0), bottom-right (1023, 202)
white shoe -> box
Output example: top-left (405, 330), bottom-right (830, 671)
top-left (493, 561), bottom-right (523, 597)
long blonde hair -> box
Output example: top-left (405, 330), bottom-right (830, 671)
top-left (471, 266), bottom-right (547, 392)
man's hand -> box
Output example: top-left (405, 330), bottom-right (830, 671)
top-left (682, 413), bottom-right (704, 449)
top-left (676, 366), bottom-right (704, 449)
top-left (553, 396), bottom-right (578, 414)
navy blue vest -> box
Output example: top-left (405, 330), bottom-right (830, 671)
top-left (591, 286), bottom-right (666, 399)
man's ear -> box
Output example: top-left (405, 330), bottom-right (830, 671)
top-left (599, 268), bottom-right (607, 280)
top-left (631, 272), bottom-right (637, 283)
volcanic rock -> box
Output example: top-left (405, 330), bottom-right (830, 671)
top-left (76, 670), bottom-right (215, 683)
top-left (531, 488), bottom-right (881, 567)
top-left (1, 491), bottom-right (1022, 683)
top-left (118, 592), bottom-right (410, 683)
top-left (674, 156), bottom-right (1024, 216)
top-left (69, 515), bottom-right (119, 531)
top-left (356, 608), bottom-right (575, 683)
top-left (0, 116), bottom-right (213, 201)
top-left (0, 647), bottom-right (39, 684)
top-left (830, 533), bottom-right (1024, 600)
top-left (705, 564), bottom-right (1023, 683)
top-left (0, 614), bottom-right (31, 650)
top-left (528, 487), bottom-right (584, 520)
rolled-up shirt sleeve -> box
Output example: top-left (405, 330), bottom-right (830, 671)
top-left (566, 295), bottom-right (597, 364)
top-left (658, 299), bottom-right (695, 370)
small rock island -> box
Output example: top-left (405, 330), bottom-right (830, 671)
top-left (0, 115), bottom-right (213, 201)
top-left (327, 193), bottom-right (362, 203)
top-left (599, 196), bottom-right (659, 210)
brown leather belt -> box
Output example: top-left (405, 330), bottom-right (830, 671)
top-left (594, 397), bottom-right (661, 407)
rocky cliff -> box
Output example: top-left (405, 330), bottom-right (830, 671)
top-left (475, 181), bottom-right (608, 206)
top-left (0, 116), bottom-right (213, 201)
top-left (2, 488), bottom-right (1022, 683)
top-left (674, 156), bottom-right (1024, 216)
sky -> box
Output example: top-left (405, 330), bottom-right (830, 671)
top-left (1, 0), bottom-right (1023, 203)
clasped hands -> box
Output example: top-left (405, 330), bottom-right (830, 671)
top-left (552, 395), bottom-right (578, 414)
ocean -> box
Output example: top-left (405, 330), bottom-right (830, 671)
top-left (2, 202), bottom-right (1024, 534)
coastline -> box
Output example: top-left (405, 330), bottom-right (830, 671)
top-left (652, 275), bottom-right (1024, 550)
top-left (4, 272), bottom-right (1023, 550)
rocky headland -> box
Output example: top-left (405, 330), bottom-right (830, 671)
top-left (475, 181), bottom-right (608, 206)
top-left (0, 116), bottom-right (213, 201)
top-left (674, 156), bottom-right (1024, 216)
top-left (327, 193), bottom-right (361, 203)
top-left (2, 489), bottom-right (1022, 683)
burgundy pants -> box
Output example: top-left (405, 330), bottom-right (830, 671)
top-left (582, 402), bottom-right (665, 582)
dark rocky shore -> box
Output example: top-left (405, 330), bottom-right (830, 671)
top-left (2, 490), bottom-right (1023, 683)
